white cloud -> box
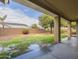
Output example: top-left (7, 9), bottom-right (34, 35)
top-left (0, 7), bottom-right (39, 28)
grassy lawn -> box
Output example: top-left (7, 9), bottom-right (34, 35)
top-left (0, 34), bottom-right (55, 59)
top-left (0, 34), bottom-right (67, 59)
top-left (0, 34), bottom-right (54, 47)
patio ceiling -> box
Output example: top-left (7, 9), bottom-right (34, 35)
top-left (14, 0), bottom-right (78, 21)
top-left (29, 0), bottom-right (78, 21)
top-left (0, 0), bottom-right (78, 21)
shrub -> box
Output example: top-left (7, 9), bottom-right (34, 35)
top-left (22, 29), bottom-right (29, 34)
top-left (31, 24), bottom-right (39, 29)
top-left (0, 51), bottom-right (11, 59)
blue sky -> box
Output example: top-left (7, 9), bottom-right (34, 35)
top-left (0, 0), bottom-right (44, 27)
top-left (0, 0), bottom-right (43, 19)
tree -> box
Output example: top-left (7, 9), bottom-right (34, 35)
top-left (39, 14), bottom-right (54, 33)
top-left (61, 19), bottom-right (68, 27)
top-left (31, 24), bottom-right (38, 29)
top-left (71, 22), bottom-right (76, 28)
top-left (0, 15), bottom-right (7, 29)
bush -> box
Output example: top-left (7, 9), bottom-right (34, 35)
top-left (22, 29), bottom-right (29, 34)
top-left (0, 51), bottom-right (11, 59)
top-left (31, 24), bottom-right (39, 29)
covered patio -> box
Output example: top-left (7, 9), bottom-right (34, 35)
top-left (0, 0), bottom-right (78, 59)
top-left (13, 0), bottom-right (78, 43)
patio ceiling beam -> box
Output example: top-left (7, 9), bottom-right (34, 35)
top-left (70, 20), bottom-right (78, 22)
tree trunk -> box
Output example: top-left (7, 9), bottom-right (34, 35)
top-left (2, 21), bottom-right (4, 29)
top-left (3, 25), bottom-right (4, 29)
top-left (50, 20), bottom-right (54, 34)
top-left (50, 26), bottom-right (52, 34)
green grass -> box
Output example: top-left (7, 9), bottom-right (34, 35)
top-left (0, 34), bottom-right (67, 59)
top-left (0, 34), bottom-right (55, 59)
top-left (0, 36), bottom-right (24, 47)
top-left (0, 34), bottom-right (54, 47)
top-left (26, 34), bottom-right (54, 44)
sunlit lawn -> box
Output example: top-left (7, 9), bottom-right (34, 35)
top-left (0, 34), bottom-right (54, 47)
top-left (0, 34), bottom-right (67, 59)
top-left (0, 34), bottom-right (55, 59)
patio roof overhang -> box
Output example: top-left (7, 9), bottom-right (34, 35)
top-left (0, 0), bottom-right (78, 21)
top-left (30, 0), bottom-right (78, 21)
top-left (14, 0), bottom-right (78, 22)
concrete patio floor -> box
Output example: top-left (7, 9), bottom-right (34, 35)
top-left (14, 37), bottom-right (77, 59)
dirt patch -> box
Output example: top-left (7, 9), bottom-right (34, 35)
top-left (0, 34), bottom-right (22, 41)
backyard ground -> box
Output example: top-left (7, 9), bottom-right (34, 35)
top-left (0, 33), bottom-right (68, 59)
top-left (0, 27), bottom-right (71, 59)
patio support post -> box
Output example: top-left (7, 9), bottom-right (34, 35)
top-left (76, 21), bottom-right (78, 39)
top-left (54, 16), bottom-right (61, 43)
top-left (76, 21), bottom-right (78, 50)
top-left (67, 21), bottom-right (71, 40)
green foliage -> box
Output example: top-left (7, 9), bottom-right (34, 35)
top-left (0, 34), bottom-right (68, 58)
top-left (26, 34), bottom-right (54, 44)
top-left (11, 43), bottom-right (28, 57)
top-left (0, 15), bottom-right (7, 21)
top-left (39, 14), bottom-right (54, 31)
top-left (39, 14), bottom-right (54, 28)
top-left (0, 51), bottom-right (11, 59)
top-left (61, 34), bottom-right (68, 38)
top-left (0, 34), bottom-right (55, 58)
top-left (0, 15), bottom-right (7, 29)
top-left (31, 24), bottom-right (38, 29)
top-left (61, 18), bottom-right (68, 27)
top-left (71, 22), bottom-right (76, 27)
top-left (0, 35), bottom-right (55, 47)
